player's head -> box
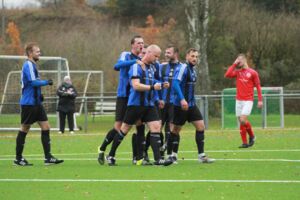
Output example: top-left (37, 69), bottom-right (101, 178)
top-left (143, 44), bottom-right (161, 64)
top-left (139, 44), bottom-right (148, 58)
top-left (63, 76), bottom-right (72, 84)
top-left (186, 48), bottom-right (199, 66)
top-left (165, 44), bottom-right (179, 62)
top-left (237, 53), bottom-right (247, 67)
top-left (131, 35), bottom-right (144, 55)
top-left (25, 42), bottom-right (41, 62)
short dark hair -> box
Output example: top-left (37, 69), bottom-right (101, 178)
top-left (25, 42), bottom-right (39, 56)
top-left (186, 48), bottom-right (198, 55)
top-left (131, 35), bottom-right (143, 45)
top-left (166, 44), bottom-right (179, 54)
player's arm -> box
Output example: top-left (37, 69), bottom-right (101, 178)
top-left (114, 52), bottom-right (138, 71)
top-left (253, 71), bottom-right (263, 108)
top-left (172, 66), bottom-right (188, 110)
top-left (224, 58), bottom-right (240, 78)
top-left (56, 85), bottom-right (66, 97)
top-left (24, 64), bottom-right (52, 87)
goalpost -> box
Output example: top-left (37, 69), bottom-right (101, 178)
top-left (222, 87), bottom-right (284, 129)
top-left (0, 55), bottom-right (104, 131)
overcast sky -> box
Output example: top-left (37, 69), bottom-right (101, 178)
top-left (0, 0), bottom-right (41, 9)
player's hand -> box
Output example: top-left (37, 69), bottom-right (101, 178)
top-left (48, 79), bottom-right (53, 86)
top-left (153, 83), bottom-right (162, 90)
top-left (158, 100), bottom-right (165, 109)
top-left (136, 60), bottom-right (145, 67)
top-left (233, 58), bottom-right (240, 66)
top-left (163, 82), bottom-right (169, 89)
top-left (180, 99), bottom-right (188, 111)
top-left (257, 101), bottom-right (263, 108)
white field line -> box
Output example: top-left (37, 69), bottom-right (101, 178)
top-left (1, 149), bottom-right (300, 158)
top-left (1, 158), bottom-right (300, 162)
top-left (0, 178), bottom-right (299, 183)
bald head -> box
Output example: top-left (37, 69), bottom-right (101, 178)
top-left (143, 44), bottom-right (161, 64)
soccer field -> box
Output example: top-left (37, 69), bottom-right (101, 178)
top-left (0, 120), bottom-right (300, 199)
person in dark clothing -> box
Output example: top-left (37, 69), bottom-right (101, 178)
top-left (57, 76), bottom-right (77, 134)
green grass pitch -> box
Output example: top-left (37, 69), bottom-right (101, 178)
top-left (0, 115), bottom-right (300, 200)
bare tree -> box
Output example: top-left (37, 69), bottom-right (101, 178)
top-left (184, 0), bottom-right (211, 94)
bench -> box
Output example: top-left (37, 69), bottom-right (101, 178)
top-left (92, 101), bottom-right (116, 120)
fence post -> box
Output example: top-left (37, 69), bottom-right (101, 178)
top-left (262, 96), bottom-right (267, 128)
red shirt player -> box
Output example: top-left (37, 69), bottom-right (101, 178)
top-left (225, 54), bottom-right (263, 148)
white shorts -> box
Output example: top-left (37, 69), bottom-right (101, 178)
top-left (235, 100), bottom-right (253, 117)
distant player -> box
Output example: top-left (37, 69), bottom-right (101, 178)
top-left (14, 42), bottom-right (64, 166)
top-left (97, 35), bottom-right (145, 164)
top-left (171, 48), bottom-right (214, 163)
top-left (224, 54), bottom-right (263, 148)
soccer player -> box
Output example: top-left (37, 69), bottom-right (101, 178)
top-left (97, 35), bottom-right (145, 164)
top-left (14, 42), bottom-right (64, 166)
top-left (224, 54), bottom-right (263, 148)
top-left (171, 48), bottom-right (215, 163)
top-left (103, 45), bottom-right (173, 166)
top-left (159, 45), bottom-right (182, 158)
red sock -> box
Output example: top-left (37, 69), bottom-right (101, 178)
top-left (245, 121), bottom-right (254, 138)
top-left (239, 124), bottom-right (247, 144)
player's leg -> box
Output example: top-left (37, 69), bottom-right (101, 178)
top-left (236, 100), bottom-right (248, 147)
top-left (38, 105), bottom-right (63, 165)
top-left (239, 101), bottom-right (255, 147)
top-left (134, 120), bottom-right (145, 164)
top-left (145, 107), bottom-right (172, 166)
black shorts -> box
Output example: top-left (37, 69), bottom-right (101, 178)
top-left (115, 97), bottom-right (128, 122)
top-left (159, 103), bottom-right (174, 125)
top-left (21, 105), bottom-right (48, 125)
top-left (123, 106), bottom-right (160, 125)
top-left (173, 105), bottom-right (203, 126)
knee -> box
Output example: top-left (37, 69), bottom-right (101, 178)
top-left (21, 125), bottom-right (30, 133)
top-left (172, 125), bottom-right (181, 134)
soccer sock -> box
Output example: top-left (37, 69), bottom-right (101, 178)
top-left (136, 130), bottom-right (145, 160)
top-left (131, 133), bottom-right (137, 159)
top-left (108, 130), bottom-right (126, 157)
top-left (166, 132), bottom-right (173, 155)
top-left (245, 121), bottom-right (254, 138)
top-left (99, 128), bottom-right (118, 152)
top-left (159, 132), bottom-right (164, 147)
top-left (41, 130), bottom-right (51, 159)
top-left (172, 133), bottom-right (180, 154)
top-left (145, 131), bottom-right (151, 152)
top-left (150, 132), bottom-right (162, 161)
top-left (195, 130), bottom-right (205, 154)
top-left (16, 131), bottom-right (27, 160)
top-left (240, 124), bottom-right (248, 144)
top-left (164, 124), bottom-right (170, 145)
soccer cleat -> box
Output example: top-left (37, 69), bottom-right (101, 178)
top-left (198, 155), bottom-right (215, 164)
top-left (70, 131), bottom-right (74, 134)
top-left (136, 159), bottom-right (152, 166)
top-left (248, 136), bottom-right (256, 147)
top-left (13, 158), bottom-right (33, 166)
top-left (168, 155), bottom-right (178, 164)
top-left (160, 146), bottom-right (165, 159)
top-left (58, 131), bottom-right (63, 134)
top-left (106, 156), bottom-right (117, 166)
top-left (153, 159), bottom-right (173, 166)
top-left (239, 143), bottom-right (249, 148)
top-left (98, 152), bottom-right (105, 165)
top-left (44, 155), bottom-right (64, 165)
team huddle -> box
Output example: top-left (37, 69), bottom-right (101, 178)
top-left (14, 36), bottom-right (263, 167)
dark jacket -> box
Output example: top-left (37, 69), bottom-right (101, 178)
top-left (56, 82), bottom-right (77, 113)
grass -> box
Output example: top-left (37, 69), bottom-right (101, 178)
top-left (0, 115), bottom-right (300, 199)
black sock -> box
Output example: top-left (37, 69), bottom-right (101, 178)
top-left (150, 132), bottom-right (161, 161)
top-left (16, 131), bottom-right (27, 160)
top-left (136, 130), bottom-right (145, 160)
top-left (145, 131), bottom-right (151, 152)
top-left (41, 130), bottom-right (51, 159)
top-left (159, 132), bottom-right (164, 147)
top-left (131, 133), bottom-right (137, 159)
top-left (100, 128), bottom-right (118, 151)
top-left (195, 130), bottom-right (205, 154)
top-left (167, 132), bottom-right (173, 155)
top-left (172, 134), bottom-right (180, 153)
top-left (108, 130), bottom-right (126, 157)
top-left (164, 123), bottom-right (170, 144)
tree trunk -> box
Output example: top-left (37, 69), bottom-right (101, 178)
top-left (184, 0), bottom-right (211, 94)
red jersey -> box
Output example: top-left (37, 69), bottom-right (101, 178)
top-left (225, 63), bottom-right (262, 101)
